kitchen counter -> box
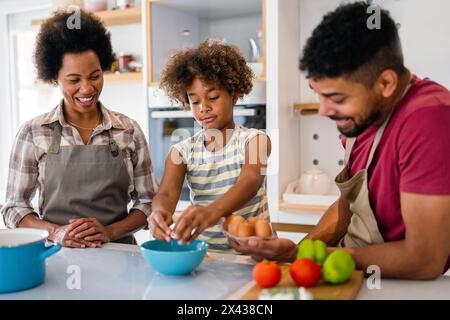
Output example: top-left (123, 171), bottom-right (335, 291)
top-left (356, 272), bottom-right (450, 300)
top-left (1, 243), bottom-right (449, 300)
top-left (0, 243), bottom-right (254, 300)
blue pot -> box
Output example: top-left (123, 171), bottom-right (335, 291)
top-left (0, 228), bottom-right (61, 293)
top-left (140, 240), bottom-right (208, 275)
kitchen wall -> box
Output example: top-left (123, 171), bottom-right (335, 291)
top-left (150, 4), bottom-right (200, 82)
top-left (0, 0), bottom-right (52, 204)
top-left (199, 15), bottom-right (262, 61)
top-left (375, 0), bottom-right (450, 88)
top-left (297, 0), bottom-right (346, 197)
top-left (265, 0), bottom-right (302, 224)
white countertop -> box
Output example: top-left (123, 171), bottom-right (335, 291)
top-left (1, 243), bottom-right (254, 300)
top-left (1, 243), bottom-right (449, 300)
top-left (356, 272), bottom-right (450, 300)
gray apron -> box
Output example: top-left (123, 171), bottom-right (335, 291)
top-left (42, 122), bottom-right (136, 244)
top-left (335, 80), bottom-right (411, 247)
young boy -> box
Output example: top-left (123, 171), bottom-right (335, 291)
top-left (148, 39), bottom-right (271, 252)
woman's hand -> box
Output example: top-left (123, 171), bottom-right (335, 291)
top-left (172, 205), bottom-right (220, 245)
top-left (148, 209), bottom-right (173, 242)
top-left (48, 223), bottom-right (100, 248)
top-left (228, 237), bottom-right (298, 262)
top-left (68, 218), bottom-right (112, 244)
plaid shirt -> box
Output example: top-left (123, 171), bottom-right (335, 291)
top-left (1, 100), bottom-right (159, 228)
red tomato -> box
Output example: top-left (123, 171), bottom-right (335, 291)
top-left (289, 258), bottom-right (321, 287)
top-left (253, 261), bottom-right (281, 288)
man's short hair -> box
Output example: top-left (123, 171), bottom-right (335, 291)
top-left (299, 1), bottom-right (405, 87)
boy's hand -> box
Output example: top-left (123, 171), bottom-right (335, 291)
top-left (148, 209), bottom-right (173, 242)
top-left (172, 205), bottom-right (220, 244)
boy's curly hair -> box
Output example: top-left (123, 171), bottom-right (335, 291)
top-left (159, 39), bottom-right (254, 106)
top-left (34, 9), bottom-right (114, 83)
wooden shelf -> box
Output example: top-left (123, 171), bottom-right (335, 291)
top-left (32, 7), bottom-right (141, 27)
top-left (271, 222), bottom-right (314, 233)
top-left (103, 72), bottom-right (143, 83)
top-left (293, 103), bottom-right (320, 116)
top-left (279, 199), bottom-right (329, 213)
top-left (149, 77), bottom-right (265, 87)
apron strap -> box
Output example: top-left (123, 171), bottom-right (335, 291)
top-left (365, 113), bottom-right (392, 168)
top-left (48, 123), bottom-right (62, 154)
top-left (365, 75), bottom-right (413, 168)
top-left (343, 137), bottom-right (356, 165)
top-left (108, 129), bottom-right (119, 157)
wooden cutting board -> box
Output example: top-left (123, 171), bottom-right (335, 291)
top-left (240, 264), bottom-right (364, 300)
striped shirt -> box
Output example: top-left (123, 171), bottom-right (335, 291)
top-left (173, 125), bottom-right (270, 252)
top-left (1, 100), bottom-right (159, 228)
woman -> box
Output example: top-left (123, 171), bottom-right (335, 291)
top-left (0, 10), bottom-right (158, 247)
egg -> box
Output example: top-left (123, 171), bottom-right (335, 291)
top-left (254, 219), bottom-right (272, 237)
top-left (228, 215), bottom-right (245, 235)
top-left (223, 215), bottom-right (233, 231)
top-left (247, 216), bottom-right (258, 227)
top-left (237, 221), bottom-right (255, 237)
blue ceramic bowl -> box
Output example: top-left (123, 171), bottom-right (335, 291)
top-left (140, 240), bottom-right (208, 275)
top-left (0, 228), bottom-right (61, 293)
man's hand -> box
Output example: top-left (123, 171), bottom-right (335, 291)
top-left (68, 218), bottom-right (112, 244)
top-left (228, 237), bottom-right (298, 262)
top-left (148, 209), bottom-right (173, 242)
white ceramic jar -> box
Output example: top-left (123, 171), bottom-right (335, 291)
top-left (296, 168), bottom-right (331, 195)
top-left (84, 0), bottom-right (108, 12)
top-left (51, 0), bottom-right (84, 11)
top-left (115, 0), bottom-right (134, 9)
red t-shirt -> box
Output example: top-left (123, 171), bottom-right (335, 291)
top-left (343, 75), bottom-right (450, 273)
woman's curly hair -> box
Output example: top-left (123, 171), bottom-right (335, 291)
top-left (34, 9), bottom-right (114, 83)
top-left (159, 39), bottom-right (254, 106)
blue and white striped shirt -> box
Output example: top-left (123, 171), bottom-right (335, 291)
top-left (173, 125), bottom-right (270, 251)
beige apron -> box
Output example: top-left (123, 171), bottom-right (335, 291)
top-left (335, 80), bottom-right (411, 247)
top-left (42, 122), bottom-right (135, 244)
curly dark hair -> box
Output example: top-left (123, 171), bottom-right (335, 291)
top-left (34, 9), bottom-right (114, 83)
top-left (299, 2), bottom-right (405, 87)
top-left (159, 39), bottom-right (254, 106)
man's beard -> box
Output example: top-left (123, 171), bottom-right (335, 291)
top-left (330, 109), bottom-right (381, 138)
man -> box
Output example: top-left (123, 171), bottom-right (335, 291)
top-left (229, 2), bottom-right (450, 279)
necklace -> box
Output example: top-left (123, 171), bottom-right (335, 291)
top-left (67, 113), bottom-right (102, 130)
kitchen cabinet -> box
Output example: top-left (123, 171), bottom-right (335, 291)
top-left (293, 103), bottom-right (320, 116)
top-left (31, 6), bottom-right (142, 26)
top-left (264, 0), bottom-right (344, 230)
top-left (31, 7), bottom-right (144, 83)
top-left (144, 0), bottom-right (265, 88)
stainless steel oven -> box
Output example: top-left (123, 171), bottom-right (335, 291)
top-left (148, 83), bottom-right (266, 209)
